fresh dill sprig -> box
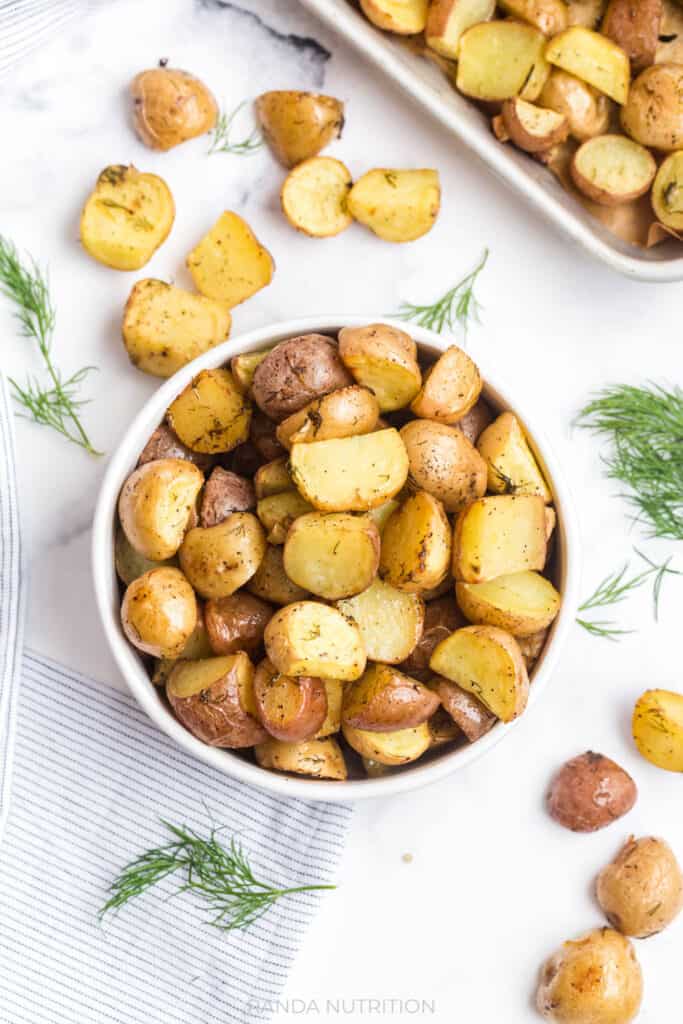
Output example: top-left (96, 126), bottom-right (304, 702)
top-left (575, 383), bottom-right (683, 540)
top-left (577, 552), bottom-right (681, 639)
top-left (393, 248), bottom-right (488, 337)
top-left (633, 548), bottom-right (683, 622)
top-left (100, 820), bottom-right (335, 932)
top-left (208, 101), bottom-right (263, 156)
top-left (0, 236), bottom-right (100, 455)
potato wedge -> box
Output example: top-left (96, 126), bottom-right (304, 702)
top-left (545, 26), bottom-right (630, 104)
top-left (337, 578), bottom-right (424, 664)
top-left (276, 385), bottom-right (379, 448)
top-left (131, 68), bottom-right (218, 150)
top-left (347, 169), bottom-right (440, 243)
top-left (115, 526), bottom-right (177, 585)
top-left (118, 458), bottom-right (204, 561)
top-left (167, 368), bottom-right (251, 455)
top-left (621, 64), bottom-right (683, 151)
top-left (632, 689), bottom-right (683, 772)
top-left (179, 512), bottom-right (266, 599)
top-left (255, 737), bottom-right (347, 780)
top-left (410, 345), bottom-right (482, 424)
top-left (283, 512), bottom-right (380, 600)
top-left (80, 165), bottom-right (175, 271)
top-left (315, 679), bottom-right (344, 738)
top-left (601, 0), bottom-right (661, 72)
top-left (539, 69), bottom-right (611, 140)
top-left (256, 490), bottom-right (313, 544)
top-left (456, 571), bottom-right (561, 636)
top-left (359, 0), bottom-right (429, 34)
top-left (429, 675), bottom-right (497, 740)
top-left (498, 0), bottom-right (568, 34)
top-left (343, 664), bottom-right (440, 732)
top-left (426, 0), bottom-right (496, 59)
top-left (452, 495), bottom-right (548, 583)
top-left (337, 324), bottom-right (422, 412)
top-left (651, 152), bottom-right (683, 230)
top-left (204, 592), bottom-right (273, 655)
top-left (252, 334), bottom-right (353, 422)
top-left (281, 156), bottom-right (353, 237)
top-left (253, 659), bottom-right (328, 742)
top-left (570, 134), bottom-right (655, 205)
top-left (500, 97), bottom-right (569, 153)
top-left (230, 349), bottom-right (271, 396)
top-left (254, 458), bottom-right (293, 500)
top-left (400, 596), bottom-right (466, 679)
top-left (401, 419), bottom-right (487, 512)
top-left (255, 90), bottom-right (345, 168)
top-left (289, 428), bottom-right (409, 512)
top-left (476, 412), bottom-right (552, 500)
top-left (121, 567), bottom-right (197, 658)
top-left (429, 625), bottom-right (529, 722)
top-left (199, 467), bottom-right (255, 529)
top-left (186, 211), bottom-right (274, 308)
top-left (247, 544), bottom-right (310, 605)
top-left (342, 722), bottom-right (431, 765)
top-left (380, 491), bottom-right (451, 593)
top-left (457, 22), bottom-right (550, 102)
top-left (167, 652), bottom-right (267, 748)
top-left (264, 601), bottom-right (366, 681)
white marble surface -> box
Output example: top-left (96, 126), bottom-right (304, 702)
top-left (2, 1), bottom-right (683, 1021)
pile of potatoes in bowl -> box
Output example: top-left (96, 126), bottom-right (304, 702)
top-left (114, 323), bottom-right (563, 782)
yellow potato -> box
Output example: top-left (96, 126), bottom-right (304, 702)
top-left (367, 498), bottom-right (401, 534)
top-left (500, 97), bottom-right (569, 154)
top-left (289, 428), bottom-right (409, 512)
top-left (337, 324), bottom-right (422, 412)
top-left (621, 64), bottom-right (683, 151)
top-left (121, 567), bottom-right (197, 658)
top-left (499, 0), bottom-right (568, 35)
top-left (457, 22), bottom-right (550, 102)
top-left (186, 211), bottom-right (274, 308)
top-left (264, 601), bottom-right (366, 680)
top-left (453, 495), bottom-right (548, 583)
top-left (179, 512), bottom-right (266, 599)
top-left (359, 0), bottom-right (429, 34)
top-left (281, 157), bottom-right (353, 238)
top-left (121, 279), bottom-right (231, 378)
top-left (347, 169), bottom-right (441, 243)
top-left (410, 345), bottom-right (482, 424)
top-left (539, 69), bottom-right (611, 141)
top-left (337, 577), bottom-right (424, 664)
top-left (426, 0), bottom-right (496, 60)
top-left (379, 491), bottom-right (452, 593)
top-left (401, 418), bottom-right (487, 512)
top-left (283, 512), bottom-right (380, 599)
top-left (255, 90), bottom-right (345, 168)
top-left (254, 458), bottom-right (293, 500)
top-left (114, 526), bottom-right (177, 585)
top-left (131, 68), bottom-right (218, 150)
top-left (255, 737), bottom-right (347, 780)
top-left (476, 412), bottom-right (552, 500)
top-left (567, 0), bottom-right (607, 28)
top-left (118, 458), bottom-right (204, 561)
top-left (545, 26), bottom-right (630, 104)
top-left (256, 490), bottom-right (313, 544)
top-left (247, 544), bottom-right (310, 605)
top-left (315, 679), bottom-right (345, 739)
top-left (276, 385), bottom-right (379, 448)
top-left (342, 721), bottom-right (431, 765)
top-left (230, 349), bottom-right (271, 396)
top-left (429, 625), bottom-right (529, 722)
top-left (632, 688), bottom-right (683, 772)
top-left (167, 653), bottom-right (266, 748)
top-left (166, 368), bottom-right (251, 454)
top-left (456, 571), bottom-right (561, 636)
top-left (80, 164), bottom-right (175, 271)
top-left (651, 152), bottom-right (683, 231)
top-left (597, 835), bottom-right (683, 938)
top-left (570, 134), bottom-right (656, 205)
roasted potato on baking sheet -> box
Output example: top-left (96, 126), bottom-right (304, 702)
top-left (199, 468), bottom-right (255, 528)
top-left (343, 664), bottom-right (439, 732)
top-left (121, 567), bottom-right (197, 658)
top-left (337, 578), bottom-right (425, 664)
top-left (571, 134), bottom-right (656, 204)
top-left (597, 835), bottom-right (683, 937)
top-left (264, 601), bottom-right (366, 680)
top-left (401, 419), bottom-right (487, 512)
top-left (255, 736), bottom-right (347, 780)
top-left (276, 385), bottom-right (379, 448)
top-left (186, 211), bottom-right (274, 308)
top-left (539, 69), bottom-right (611, 140)
top-left (456, 571), bottom-right (561, 636)
top-left (429, 675), bottom-right (497, 741)
top-left (167, 652), bottom-right (267, 748)
top-left (118, 458), bottom-right (204, 561)
top-left (347, 169), bottom-right (441, 242)
top-left (546, 26), bottom-right (630, 103)
top-left (131, 68), bottom-right (217, 150)
top-left (500, 97), bottom-right (569, 154)
top-left (621, 63), bottom-right (683, 151)
top-left (247, 544), bottom-right (310, 605)
top-left (338, 324), bottom-right (422, 412)
top-left (452, 495), bottom-right (548, 583)
top-left (252, 334), bottom-right (353, 422)
top-left (256, 90), bottom-right (344, 168)
top-left (632, 688), bottom-right (683, 771)
top-left (651, 152), bottom-right (683, 230)
top-left (256, 490), bottom-right (313, 544)
top-left (477, 412), bottom-right (551, 500)
top-left (179, 513), bottom-right (266, 599)
top-left (411, 345), bottom-right (482, 424)
top-left (167, 368), bottom-right (251, 455)
top-left (601, 0), bottom-right (661, 72)
top-left (204, 592), bottom-right (272, 655)
top-left (379, 491), bottom-right (452, 593)
top-left (253, 658), bottom-right (328, 742)
top-left (426, 0), bottom-right (496, 59)
top-left (360, 0), bottom-right (429, 34)
top-left (283, 512), bottom-right (380, 599)
top-left (342, 721), bottom-right (431, 765)
top-left (457, 22), bottom-right (550, 102)
top-left (498, 0), bottom-right (568, 35)
top-left (281, 157), bottom-right (353, 237)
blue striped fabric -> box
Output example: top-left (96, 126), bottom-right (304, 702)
top-left (0, 0), bottom-right (82, 76)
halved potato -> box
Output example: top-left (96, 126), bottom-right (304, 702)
top-left (167, 368), bottom-right (251, 454)
top-left (426, 0), bottom-right (496, 59)
top-left (570, 134), bottom-right (656, 205)
top-left (621, 64), bottom-right (683, 151)
top-left (80, 165), bottom-right (175, 271)
top-left (281, 157), bottom-right (353, 238)
top-left (342, 721), bottom-right (431, 765)
top-left (230, 349), bottom-right (271, 396)
top-left (118, 458), bottom-right (204, 561)
top-left (601, 0), bottom-right (661, 72)
top-left (121, 567), bottom-right (197, 658)
top-left (359, 0), bottom-right (429, 34)
top-left (477, 412), bottom-right (552, 500)
top-left (276, 385), bottom-right (379, 448)
top-left (167, 653), bottom-right (267, 748)
top-left (283, 512), bottom-right (380, 600)
top-left (400, 419), bottom-right (487, 512)
top-left (179, 512), bottom-right (266, 599)
top-left (347, 169), bottom-right (440, 243)
top-left (337, 578), bottom-right (424, 664)
top-left (651, 152), bottom-right (683, 230)
top-left (632, 689), bottom-right (683, 772)
top-left (500, 97), bottom-right (569, 153)
top-left (247, 543), bottom-right (310, 605)
top-left (456, 571), bottom-right (561, 636)
top-left (429, 675), bottom-right (497, 740)
top-left (429, 625), bottom-right (529, 722)
top-left (253, 658), bottom-right (327, 742)
top-left (256, 490), bottom-right (313, 544)
top-left (264, 601), bottom-right (366, 680)
top-left (545, 26), bottom-right (630, 104)
top-left (315, 679), bottom-right (344, 738)
top-left (289, 428), bottom-right (409, 512)
top-left (380, 491), bottom-right (452, 593)
top-left (131, 68), bottom-right (218, 151)
top-left (498, 0), bottom-right (568, 34)
top-left (410, 345), bottom-right (482, 424)
top-left (255, 91), bottom-right (344, 168)
top-left (186, 211), bottom-right (274, 308)
top-left (539, 69), bottom-right (611, 141)
top-left (457, 22), bottom-right (550, 102)
top-left (254, 458), bottom-right (293, 499)
top-left (343, 664), bottom-right (440, 732)
top-left (255, 736), bottom-right (347, 780)
top-left (453, 495), bottom-right (548, 583)
top-left (338, 324), bottom-right (422, 412)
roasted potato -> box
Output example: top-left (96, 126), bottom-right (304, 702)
top-left (410, 345), bottom-right (482, 424)
top-left (455, 397), bottom-right (494, 444)
top-left (601, 0), bottom-right (661, 72)
top-left (121, 567), bottom-right (197, 658)
top-left (337, 324), bottom-right (422, 413)
top-left (359, 0), bottom-right (429, 34)
top-left (429, 675), bottom-right (497, 740)
top-left (568, 0), bottom-right (608, 28)
top-left (131, 67), bottom-right (218, 150)
top-left (115, 526), bottom-right (177, 586)
top-left (136, 423), bottom-right (214, 472)
top-left (80, 164), bottom-right (175, 271)
top-left (632, 688), bottom-right (683, 772)
top-left (199, 467), bottom-right (255, 528)
top-left (118, 458), bottom-right (204, 561)
top-left (498, 0), bottom-right (569, 35)
top-left (547, 751), bottom-right (637, 832)
top-left (255, 736), bottom-right (347, 780)
top-left (289, 428), bottom-right (409, 512)
top-left (276, 385), bottom-right (379, 449)
top-left (229, 442), bottom-right (264, 478)
top-left (255, 90), bottom-right (344, 168)
top-left (500, 97), bottom-right (570, 153)
top-left (337, 578), bottom-right (425, 664)
top-left (281, 157), bottom-right (353, 238)
top-left (347, 169), bottom-right (441, 243)
top-left (186, 211), bottom-right (274, 308)
top-left (167, 368), bottom-right (251, 455)
top-left (518, 627), bottom-right (549, 671)
top-left (426, 0), bottom-right (496, 59)
top-left (342, 721), bottom-right (431, 765)
top-left (651, 152), bottom-right (683, 230)
top-left (621, 64), bottom-right (683, 151)
top-left (367, 498), bottom-right (401, 534)
top-left (283, 512), bottom-right (380, 600)
top-left (179, 512), bottom-right (266, 599)
top-left (230, 349), bottom-right (271, 396)
top-left (247, 544), bottom-right (310, 605)
top-left (430, 625), bottom-right (529, 722)
top-left (343, 664), bottom-right (439, 732)
top-left (264, 601), bottom-right (366, 680)
top-left (571, 134), bottom-right (656, 205)
top-left (204, 592), bottom-right (272, 655)
top-left (256, 490), bottom-right (313, 544)
top-left (477, 412), bottom-right (551, 500)
top-left (456, 571), bottom-right (561, 636)
top-left (252, 334), bottom-right (352, 422)
top-left (401, 418), bottom-right (487, 512)
top-left (597, 835), bottom-right (683, 938)
top-left (427, 706), bottom-right (463, 747)
top-left (545, 26), bottom-right (630, 104)
top-left (539, 69), bottom-right (612, 140)
top-left (253, 658), bottom-right (328, 742)
top-left (166, 652), bottom-right (267, 748)
top-left (254, 458), bottom-right (292, 500)
top-left (452, 494), bottom-right (548, 583)
top-left (457, 22), bottom-right (550, 102)
top-left (379, 491), bottom-right (451, 593)
top-left (536, 928), bottom-right (643, 1024)
top-left (316, 679), bottom-right (344, 739)
top-left (400, 596), bottom-right (466, 679)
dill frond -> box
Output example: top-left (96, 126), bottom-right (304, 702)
top-left (208, 101), bottom-right (263, 156)
top-left (393, 248), bottom-right (488, 338)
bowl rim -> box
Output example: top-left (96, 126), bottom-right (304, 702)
top-left (92, 315), bottom-right (581, 803)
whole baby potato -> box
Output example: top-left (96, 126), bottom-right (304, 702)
top-left (255, 90), bottom-right (345, 168)
top-left (252, 334), bottom-right (353, 421)
top-left (204, 592), bottom-right (273, 655)
top-left (539, 69), bottom-right (611, 141)
top-left (167, 652), bottom-right (267, 748)
top-left (400, 419), bottom-right (487, 513)
top-left (131, 68), bottom-right (218, 150)
top-left (253, 658), bottom-right (328, 742)
top-left (121, 567), bottom-right (197, 658)
top-left (179, 512), bottom-right (266, 600)
top-left (118, 458), bottom-right (204, 561)
top-left (597, 835), bottom-right (683, 938)
top-left (621, 63), bottom-right (683, 151)
top-left (547, 751), bottom-right (637, 832)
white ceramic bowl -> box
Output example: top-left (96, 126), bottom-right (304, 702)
top-left (92, 316), bottom-right (581, 802)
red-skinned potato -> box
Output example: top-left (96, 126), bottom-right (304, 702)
top-left (166, 653), bottom-right (267, 748)
top-left (137, 422), bottom-right (214, 472)
top-left (199, 467), bottom-right (255, 528)
top-left (601, 0), bottom-right (662, 73)
top-left (252, 335), bottom-right (353, 422)
top-left (253, 658), bottom-right (328, 741)
top-left (547, 751), bottom-right (638, 832)
top-left (570, 134), bottom-right (656, 206)
top-left (250, 410), bottom-right (286, 463)
top-left (400, 596), bottom-right (467, 680)
top-left (400, 419), bottom-right (487, 513)
top-left (342, 663), bottom-right (440, 732)
top-left (204, 592), bottom-right (273, 655)
top-left (428, 675), bottom-right (497, 741)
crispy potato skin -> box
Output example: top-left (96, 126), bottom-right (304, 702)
top-left (342, 664), bottom-right (440, 732)
top-left (131, 68), bottom-right (217, 150)
top-left (539, 69), bottom-right (611, 141)
top-left (199, 467), bottom-right (255, 528)
top-left (247, 544), bottom-right (310, 605)
top-left (622, 64), bottom-right (683, 152)
top-left (428, 675), bottom-right (497, 741)
top-left (400, 596), bottom-right (467, 680)
top-left (118, 458), bottom-right (204, 561)
top-left (255, 736), bottom-right (347, 779)
top-left (167, 653), bottom-right (267, 748)
top-left (601, 0), bottom-right (662, 73)
top-left (427, 706), bottom-right (463, 747)
top-left (252, 335), bottom-right (353, 422)
top-left (253, 658), bottom-right (328, 742)
top-left (596, 836), bottom-right (683, 938)
top-left (401, 419), bottom-right (487, 513)
top-left (121, 567), bottom-right (197, 658)
top-left (411, 346), bottom-right (482, 424)
top-left (276, 385), bottom-right (379, 449)
top-left (379, 491), bottom-right (452, 593)
top-left (255, 90), bottom-right (345, 168)
top-left (179, 513), bottom-right (267, 600)
top-left (632, 688), bottom-right (683, 771)
top-left (204, 592), bottom-right (273, 655)
top-left (137, 423), bottom-right (214, 472)
top-left (547, 751), bottom-right (637, 832)
top-left (167, 368), bottom-right (251, 455)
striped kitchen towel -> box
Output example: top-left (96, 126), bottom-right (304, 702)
top-left (0, 377), bottom-right (351, 1023)
top-left (0, 0), bottom-right (83, 76)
